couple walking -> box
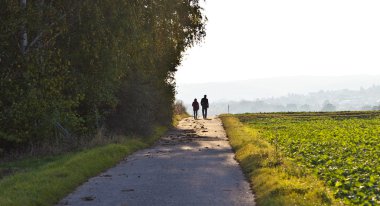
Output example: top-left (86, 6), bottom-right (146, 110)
top-left (192, 95), bottom-right (209, 119)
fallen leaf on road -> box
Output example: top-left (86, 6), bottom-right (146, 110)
top-left (81, 196), bottom-right (95, 201)
top-left (121, 189), bottom-right (135, 192)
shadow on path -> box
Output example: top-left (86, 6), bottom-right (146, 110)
top-left (57, 117), bottom-right (256, 206)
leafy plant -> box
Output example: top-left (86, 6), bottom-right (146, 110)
top-left (238, 111), bottom-right (380, 205)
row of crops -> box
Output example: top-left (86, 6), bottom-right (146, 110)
top-left (237, 111), bottom-right (380, 205)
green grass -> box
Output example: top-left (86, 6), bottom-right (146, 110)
top-left (0, 127), bottom-right (166, 206)
top-left (236, 112), bottom-right (380, 205)
top-left (221, 115), bottom-right (341, 206)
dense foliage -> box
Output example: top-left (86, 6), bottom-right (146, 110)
top-left (0, 0), bottom-right (206, 152)
top-left (238, 111), bottom-right (380, 205)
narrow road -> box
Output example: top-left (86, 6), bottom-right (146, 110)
top-left (57, 117), bottom-right (256, 206)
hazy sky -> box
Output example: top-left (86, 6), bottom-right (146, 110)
top-left (175, 0), bottom-right (380, 84)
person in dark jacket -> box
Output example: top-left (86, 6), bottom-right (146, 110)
top-left (192, 98), bottom-right (200, 119)
top-left (200, 95), bottom-right (209, 119)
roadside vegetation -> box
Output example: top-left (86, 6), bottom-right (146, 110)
top-left (222, 111), bottom-right (380, 205)
top-left (0, 100), bottom-right (190, 205)
top-left (172, 100), bottom-right (190, 126)
top-left (0, 0), bottom-right (206, 157)
top-left (221, 115), bottom-right (340, 206)
top-left (0, 127), bottom-right (166, 206)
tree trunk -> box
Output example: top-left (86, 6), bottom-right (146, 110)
top-left (20, 0), bottom-right (27, 54)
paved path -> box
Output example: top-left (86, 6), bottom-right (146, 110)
top-left (57, 117), bottom-right (256, 206)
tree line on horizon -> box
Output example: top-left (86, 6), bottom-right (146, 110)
top-left (0, 0), bottom-right (206, 153)
top-left (202, 85), bottom-right (380, 115)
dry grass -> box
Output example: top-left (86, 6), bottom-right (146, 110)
top-left (172, 114), bottom-right (189, 127)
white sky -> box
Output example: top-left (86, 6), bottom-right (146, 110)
top-left (175, 0), bottom-right (380, 84)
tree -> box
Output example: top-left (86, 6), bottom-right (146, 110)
top-left (286, 104), bottom-right (298, 111)
top-left (0, 0), bottom-right (206, 152)
top-left (300, 104), bottom-right (311, 111)
top-left (321, 101), bottom-right (336, 112)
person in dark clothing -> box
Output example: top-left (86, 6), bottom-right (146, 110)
top-left (200, 95), bottom-right (209, 119)
top-left (192, 98), bottom-right (199, 119)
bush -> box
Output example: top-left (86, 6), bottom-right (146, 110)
top-left (173, 100), bottom-right (188, 115)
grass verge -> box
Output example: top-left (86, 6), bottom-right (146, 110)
top-left (172, 113), bottom-right (189, 127)
top-left (0, 127), bottom-right (166, 206)
top-left (220, 115), bottom-right (341, 206)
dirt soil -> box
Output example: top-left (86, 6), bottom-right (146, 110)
top-left (57, 117), bottom-right (256, 206)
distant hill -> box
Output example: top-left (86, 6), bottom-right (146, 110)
top-left (176, 75), bottom-right (380, 115)
top-left (208, 86), bottom-right (380, 115)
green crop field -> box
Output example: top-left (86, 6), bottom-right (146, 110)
top-left (236, 111), bottom-right (380, 205)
